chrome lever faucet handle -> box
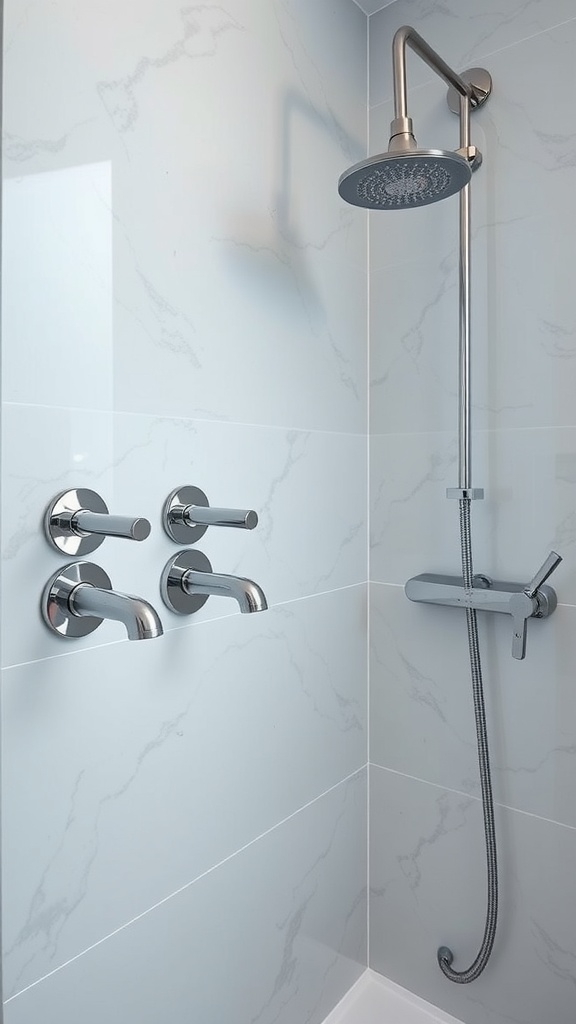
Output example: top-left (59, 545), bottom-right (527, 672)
top-left (163, 486), bottom-right (258, 544)
top-left (509, 591), bottom-right (534, 660)
top-left (524, 551), bottom-right (562, 599)
top-left (509, 551), bottom-right (562, 660)
top-left (45, 489), bottom-right (151, 555)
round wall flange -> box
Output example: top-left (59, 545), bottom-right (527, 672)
top-left (446, 68), bottom-right (492, 115)
top-left (45, 488), bottom-right (109, 556)
top-left (42, 561), bottom-right (112, 638)
top-left (163, 485), bottom-right (209, 544)
top-left (160, 549), bottom-right (213, 615)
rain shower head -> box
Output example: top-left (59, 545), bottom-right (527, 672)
top-left (339, 25), bottom-right (491, 213)
top-left (338, 148), bottom-right (471, 210)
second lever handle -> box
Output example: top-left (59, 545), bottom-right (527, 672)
top-left (163, 486), bottom-right (258, 544)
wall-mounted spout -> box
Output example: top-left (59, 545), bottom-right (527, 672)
top-left (160, 550), bottom-right (268, 616)
top-left (42, 561), bottom-right (164, 641)
top-left (69, 585), bottom-right (164, 640)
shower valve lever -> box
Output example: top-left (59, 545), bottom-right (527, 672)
top-left (524, 551), bottom-right (563, 599)
top-left (406, 551), bottom-right (562, 661)
top-left (509, 551), bottom-right (563, 660)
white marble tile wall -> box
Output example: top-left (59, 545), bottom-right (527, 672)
top-left (5, 770), bottom-right (367, 1024)
top-left (368, 2), bottom-right (576, 1020)
top-left (1, 0), bottom-right (368, 1019)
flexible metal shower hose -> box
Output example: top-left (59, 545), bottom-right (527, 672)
top-left (437, 497), bottom-right (498, 983)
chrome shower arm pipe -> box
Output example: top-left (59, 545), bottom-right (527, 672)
top-left (392, 26), bottom-right (473, 123)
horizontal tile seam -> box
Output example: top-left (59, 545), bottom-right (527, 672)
top-left (3, 763), bottom-right (368, 1006)
top-left (369, 761), bottom-right (576, 833)
top-left (1, 402), bottom-right (369, 439)
top-left (368, 13), bottom-right (576, 110)
top-left (1, 581), bottom-right (370, 673)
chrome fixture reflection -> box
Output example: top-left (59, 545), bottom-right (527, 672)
top-left (339, 25), bottom-right (501, 985)
top-left (338, 26), bottom-right (491, 211)
top-left (163, 486), bottom-right (258, 544)
top-left (42, 561), bottom-right (164, 641)
top-left (406, 551), bottom-right (562, 660)
top-left (160, 550), bottom-right (268, 615)
top-left (45, 488), bottom-right (152, 556)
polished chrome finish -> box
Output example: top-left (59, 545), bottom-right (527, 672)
top-left (524, 550), bottom-right (562, 599)
top-left (459, 94), bottom-right (472, 491)
top-left (70, 585), bottom-right (163, 641)
top-left (457, 145), bottom-right (483, 172)
top-left (45, 488), bottom-right (151, 555)
top-left (42, 561), bottom-right (164, 640)
top-left (509, 550), bottom-right (563, 659)
top-left (42, 561), bottom-right (112, 638)
top-left (163, 486), bottom-right (258, 544)
top-left (447, 68), bottom-right (493, 116)
top-left (338, 26), bottom-right (490, 213)
top-left (446, 487), bottom-right (484, 500)
top-left (392, 26), bottom-right (474, 120)
top-left (161, 549), bottom-right (268, 616)
top-left (405, 562), bottom-right (560, 660)
top-left (160, 550), bottom-right (212, 614)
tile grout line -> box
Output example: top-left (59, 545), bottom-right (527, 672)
top-left (369, 761), bottom-right (576, 833)
top-left (4, 764), bottom-right (369, 1006)
top-left (2, 403), bottom-right (367, 439)
top-left (1, 582), bottom-right (368, 673)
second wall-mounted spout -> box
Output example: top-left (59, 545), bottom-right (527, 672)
top-left (160, 550), bottom-right (268, 616)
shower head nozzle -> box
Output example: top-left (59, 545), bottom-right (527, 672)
top-left (338, 149), bottom-right (471, 211)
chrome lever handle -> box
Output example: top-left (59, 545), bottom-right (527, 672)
top-left (509, 551), bottom-right (562, 659)
top-left (179, 505), bottom-right (258, 531)
top-left (509, 591), bottom-right (534, 660)
top-left (524, 551), bottom-right (562, 599)
top-left (45, 489), bottom-right (151, 556)
top-left (72, 510), bottom-right (151, 541)
top-left (163, 486), bottom-right (259, 544)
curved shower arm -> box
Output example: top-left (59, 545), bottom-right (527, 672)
top-left (392, 26), bottom-right (473, 122)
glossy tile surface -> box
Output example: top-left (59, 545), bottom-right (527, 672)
top-left (370, 766), bottom-right (576, 1024)
top-left (3, 0), bottom-right (367, 431)
top-left (5, 770), bottom-right (367, 1024)
top-left (3, 584), bottom-right (367, 997)
top-left (370, 583), bottom-right (576, 828)
top-left (1, 0), bottom-right (369, 1019)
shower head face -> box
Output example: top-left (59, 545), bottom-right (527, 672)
top-left (338, 149), bottom-right (471, 210)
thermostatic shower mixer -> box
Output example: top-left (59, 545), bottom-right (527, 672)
top-left (45, 488), bottom-right (151, 555)
top-left (406, 551), bottom-right (562, 660)
top-left (163, 486), bottom-right (258, 543)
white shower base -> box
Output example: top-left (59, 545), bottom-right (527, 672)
top-left (323, 970), bottom-right (465, 1024)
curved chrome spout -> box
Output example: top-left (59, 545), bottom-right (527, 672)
top-left (160, 550), bottom-right (268, 616)
top-left (182, 569), bottom-right (268, 614)
top-left (70, 584), bottom-right (164, 640)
